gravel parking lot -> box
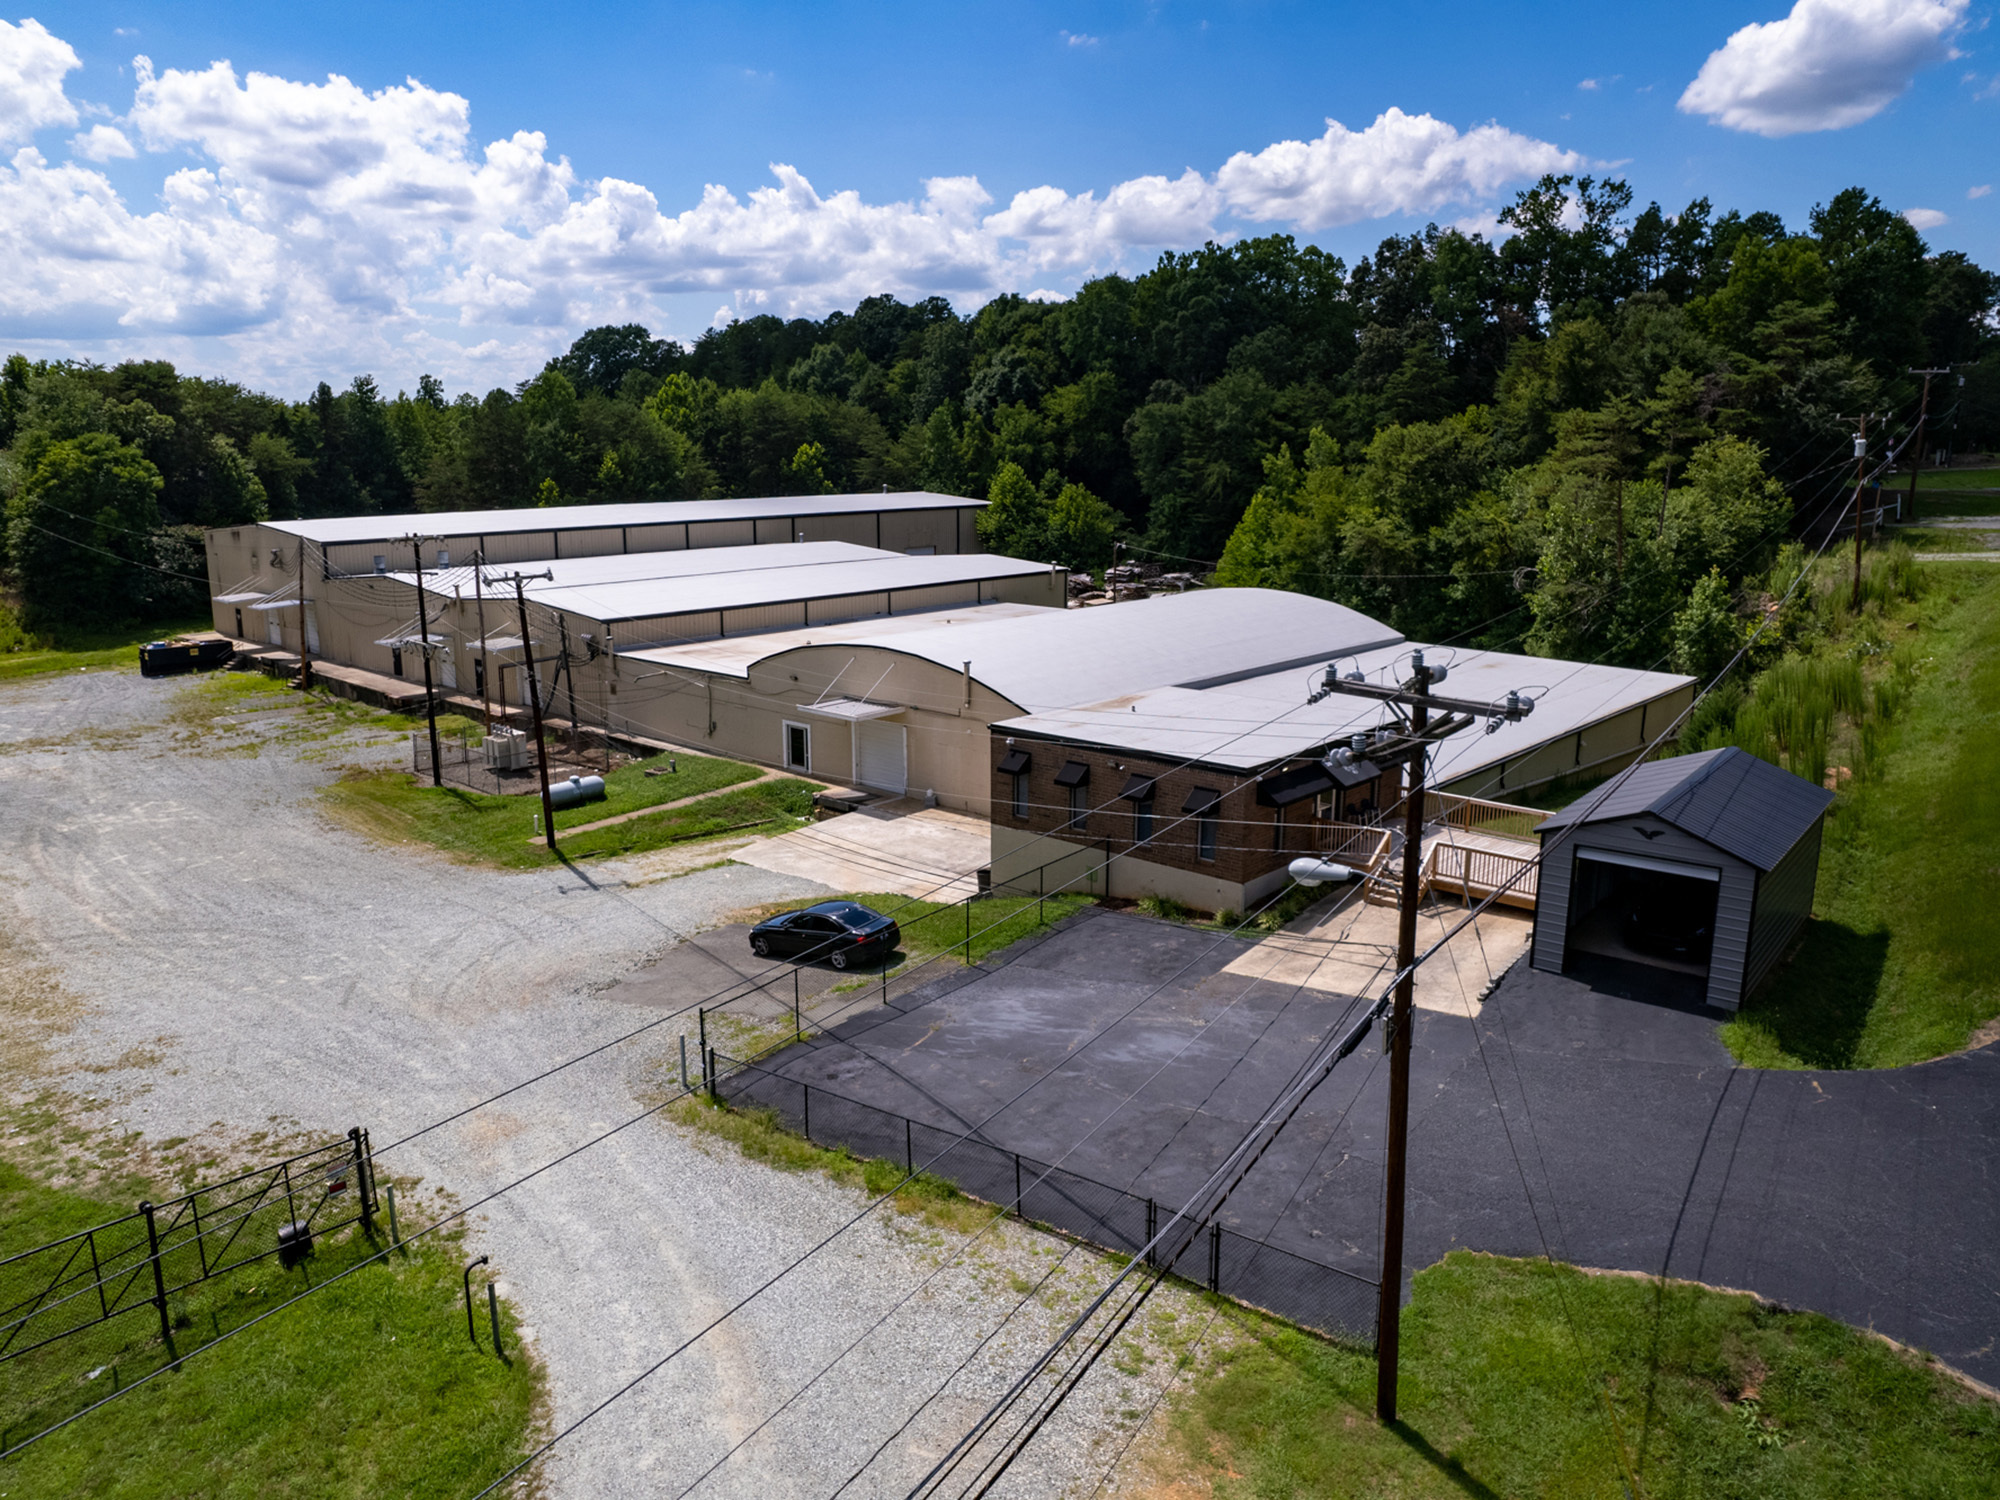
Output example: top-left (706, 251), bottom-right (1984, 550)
top-left (0, 667), bottom-right (1215, 1497)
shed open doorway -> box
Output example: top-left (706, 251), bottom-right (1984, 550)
top-left (1564, 850), bottom-right (1720, 979)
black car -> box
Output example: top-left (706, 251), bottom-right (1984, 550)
top-left (749, 901), bottom-right (900, 969)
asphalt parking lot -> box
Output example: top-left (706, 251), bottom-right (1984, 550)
top-left (748, 907), bottom-right (2000, 1386)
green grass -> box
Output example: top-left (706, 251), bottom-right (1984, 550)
top-left (1721, 567), bottom-right (2000, 1068)
top-left (1164, 1250), bottom-right (1998, 1500)
top-left (1908, 464), bottom-right (2000, 494)
top-left (0, 613), bottom-right (212, 683)
top-left (1896, 525), bottom-right (1998, 553)
top-left (322, 759), bottom-right (815, 869)
top-left (0, 1161), bottom-right (540, 1499)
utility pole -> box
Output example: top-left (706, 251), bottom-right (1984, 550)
top-left (472, 549), bottom-right (493, 732)
top-left (1838, 414), bottom-right (1873, 612)
top-left (491, 570), bottom-right (557, 851)
top-left (295, 539), bottom-right (312, 692)
top-left (557, 615), bottom-right (582, 757)
top-left (1307, 653), bottom-right (1536, 1424)
top-left (1906, 369), bottom-right (1951, 523)
top-left (405, 537), bottom-right (444, 788)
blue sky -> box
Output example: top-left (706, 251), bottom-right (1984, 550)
top-left (5, 2), bottom-right (1993, 393)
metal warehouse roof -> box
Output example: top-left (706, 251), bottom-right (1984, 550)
top-left (619, 602), bottom-right (1051, 676)
top-left (739, 590), bottom-right (1404, 713)
top-left (1535, 746), bottom-right (1834, 870)
top-left (380, 540), bottom-right (892, 592)
top-left (490, 551), bottom-right (1057, 626)
top-left (992, 640), bottom-right (1691, 785)
top-left (256, 492), bottom-right (983, 545)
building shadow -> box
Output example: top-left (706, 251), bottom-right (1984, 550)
top-left (1733, 919), bottom-right (1889, 1068)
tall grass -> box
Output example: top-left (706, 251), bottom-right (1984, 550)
top-left (1728, 656), bottom-right (1864, 786)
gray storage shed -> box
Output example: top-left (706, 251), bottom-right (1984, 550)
top-left (1530, 747), bottom-right (1835, 1010)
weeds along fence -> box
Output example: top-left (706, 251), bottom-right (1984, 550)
top-left (0, 1130), bottom-right (377, 1433)
top-left (709, 1054), bottom-right (1380, 1349)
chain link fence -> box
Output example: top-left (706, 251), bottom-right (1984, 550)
top-left (712, 1055), bottom-right (1378, 1348)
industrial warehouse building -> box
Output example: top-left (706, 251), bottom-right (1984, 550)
top-left (1529, 747), bottom-right (1834, 1010)
top-left (978, 629), bottom-right (1693, 912)
top-left (204, 492), bottom-right (988, 647)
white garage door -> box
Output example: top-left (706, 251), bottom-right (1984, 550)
top-left (855, 721), bottom-right (907, 794)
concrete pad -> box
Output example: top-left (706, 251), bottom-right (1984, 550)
top-left (730, 804), bottom-right (991, 900)
top-left (1221, 891), bottom-right (1533, 1016)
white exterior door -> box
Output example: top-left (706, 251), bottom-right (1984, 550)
top-left (267, 613), bottom-right (283, 646)
top-left (304, 604), bottom-right (320, 654)
top-left (439, 651), bottom-right (457, 690)
top-left (854, 721), bottom-right (907, 794)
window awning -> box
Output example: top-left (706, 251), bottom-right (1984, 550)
top-left (1181, 786), bottom-right (1221, 814)
top-left (1257, 764), bottom-right (1334, 808)
top-left (214, 591), bottom-right (269, 603)
top-left (1054, 760), bottom-right (1090, 788)
top-left (244, 596), bottom-right (300, 610)
top-left (1119, 773), bottom-right (1157, 802)
top-left (794, 697), bottom-right (905, 721)
top-left (375, 632), bottom-right (449, 648)
top-left (996, 749), bottom-right (1031, 777)
top-left (470, 635), bottom-right (526, 652)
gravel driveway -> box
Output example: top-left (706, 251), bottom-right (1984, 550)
top-left (0, 668), bottom-right (1207, 1497)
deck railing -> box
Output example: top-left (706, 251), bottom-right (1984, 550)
top-left (1420, 839), bottom-right (1540, 910)
top-left (1387, 790), bottom-right (1544, 842)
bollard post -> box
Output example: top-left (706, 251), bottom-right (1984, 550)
top-left (386, 1184), bottom-right (401, 1247)
top-left (464, 1256), bottom-right (489, 1344)
top-left (680, 1034), bottom-right (690, 1092)
top-left (706, 1046), bottom-right (718, 1104)
top-left (488, 1280), bottom-right (506, 1360)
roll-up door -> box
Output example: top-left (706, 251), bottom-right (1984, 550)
top-left (855, 721), bottom-right (907, 794)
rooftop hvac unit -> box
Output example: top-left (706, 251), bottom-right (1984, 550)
top-left (483, 728), bottom-right (530, 771)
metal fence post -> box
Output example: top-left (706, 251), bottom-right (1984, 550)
top-left (802, 1084), bottom-right (811, 1143)
top-left (87, 1229), bottom-right (108, 1319)
top-left (386, 1184), bottom-right (401, 1247)
top-left (1145, 1198), bottom-right (1157, 1268)
top-left (140, 1201), bottom-right (173, 1350)
top-left (706, 1047), bottom-right (718, 1103)
top-left (680, 1034), bottom-right (690, 1092)
top-left (1014, 1153), bottom-right (1023, 1214)
top-left (349, 1126), bottom-right (375, 1233)
top-left (191, 1190), bottom-right (208, 1279)
top-left (1209, 1223), bottom-right (1221, 1293)
top-left (905, 1117), bottom-right (913, 1176)
top-left (964, 897), bottom-right (971, 960)
top-left (464, 1256), bottom-right (488, 1344)
top-left (794, 966), bottom-right (801, 1040)
top-left (698, 1007), bottom-right (708, 1081)
top-left (488, 1281), bottom-right (506, 1360)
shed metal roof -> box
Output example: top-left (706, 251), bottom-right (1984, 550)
top-left (381, 540), bottom-right (890, 592)
top-left (1534, 746), bottom-right (1834, 871)
top-left (254, 492), bottom-right (983, 546)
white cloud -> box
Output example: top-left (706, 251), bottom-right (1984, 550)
top-left (0, 17), bottom-right (80, 146)
top-left (1970, 183), bottom-right (1993, 198)
top-left (1679, 0), bottom-right (1969, 137)
top-left (70, 124), bottom-right (135, 161)
top-left (1903, 206), bottom-right (1948, 227)
top-left (1215, 108), bottom-right (1582, 231)
top-left (1060, 30), bottom-right (1100, 47)
top-left (0, 25), bottom-right (1580, 390)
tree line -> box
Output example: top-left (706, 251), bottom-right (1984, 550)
top-left (1, 177), bottom-right (1994, 664)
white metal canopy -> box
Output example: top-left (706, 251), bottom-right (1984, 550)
top-left (794, 697), bottom-right (906, 721)
top-left (1574, 848), bottom-right (1721, 882)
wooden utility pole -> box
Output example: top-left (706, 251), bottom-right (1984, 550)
top-left (1906, 369), bottom-right (1951, 522)
top-left (495, 571), bottom-right (558, 851)
top-left (407, 537), bottom-right (444, 788)
top-left (295, 539), bottom-right (312, 691)
top-left (1838, 414), bottom-right (1873, 611)
top-left (1304, 653), bottom-right (1536, 1425)
top-left (1376, 661), bottom-right (1430, 1424)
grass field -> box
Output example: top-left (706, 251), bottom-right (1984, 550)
top-left (1907, 464), bottom-right (2000, 492)
top-left (0, 614), bottom-right (212, 683)
top-left (1161, 1251), bottom-right (1998, 1499)
top-left (0, 1161), bottom-right (540, 1499)
top-left (323, 761), bottom-right (817, 869)
top-left (1721, 565), bottom-right (2000, 1069)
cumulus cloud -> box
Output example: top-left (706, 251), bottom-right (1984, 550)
top-left (1679, 0), bottom-right (1969, 136)
top-left (1970, 184), bottom-right (1993, 198)
top-left (0, 24), bottom-right (1579, 389)
top-left (1215, 108), bottom-right (1582, 231)
top-left (69, 123), bottom-right (135, 161)
top-left (1903, 206), bottom-right (1948, 227)
top-left (0, 17), bottom-right (80, 145)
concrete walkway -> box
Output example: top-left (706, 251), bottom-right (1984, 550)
top-left (731, 804), bottom-right (992, 900)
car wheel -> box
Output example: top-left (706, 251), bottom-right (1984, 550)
top-left (830, 948), bottom-right (850, 970)
top-left (751, 935), bottom-right (770, 957)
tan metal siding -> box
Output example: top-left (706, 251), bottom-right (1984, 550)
top-left (688, 519), bottom-right (755, 548)
top-left (479, 530), bottom-right (558, 564)
top-left (754, 517), bottom-right (794, 546)
top-left (1745, 821), bottom-right (1822, 995)
top-left (722, 601), bottom-right (809, 635)
top-left (625, 523), bottom-right (687, 551)
top-left (886, 582), bottom-right (979, 614)
top-left (618, 611), bottom-right (723, 646)
top-left (797, 512), bottom-right (878, 547)
top-left (877, 508), bottom-right (960, 554)
top-left (558, 527), bottom-right (624, 558)
top-left (804, 592), bottom-right (892, 627)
